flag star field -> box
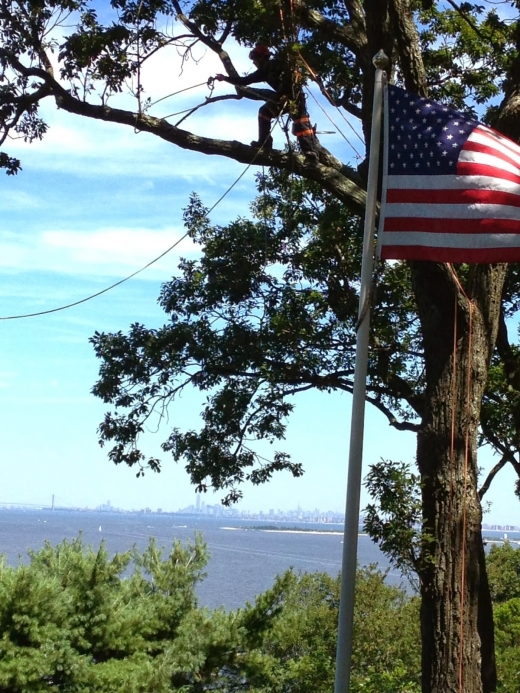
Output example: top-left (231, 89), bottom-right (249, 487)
top-left (388, 89), bottom-right (478, 175)
top-left (379, 85), bottom-right (520, 263)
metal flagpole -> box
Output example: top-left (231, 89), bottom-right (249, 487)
top-left (334, 50), bottom-right (389, 693)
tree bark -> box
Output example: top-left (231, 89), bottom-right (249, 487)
top-left (412, 262), bottom-right (506, 693)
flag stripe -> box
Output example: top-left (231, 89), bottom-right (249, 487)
top-left (383, 217), bottom-right (520, 235)
top-left (469, 126), bottom-right (520, 164)
top-left (385, 202), bottom-right (520, 220)
top-left (456, 162), bottom-right (520, 186)
top-left (380, 246), bottom-right (520, 263)
top-left (463, 142), bottom-right (520, 172)
top-left (387, 174), bottom-right (520, 192)
top-left (381, 231), bottom-right (520, 248)
top-left (459, 138), bottom-right (520, 172)
top-left (386, 188), bottom-right (520, 207)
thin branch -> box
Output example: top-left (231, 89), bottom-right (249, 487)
top-left (171, 0), bottom-right (237, 76)
top-left (478, 454), bottom-right (508, 500)
top-left (482, 401), bottom-right (520, 499)
top-left (292, 0), bottom-right (367, 54)
top-left (445, 0), bottom-right (492, 44)
top-left (365, 393), bottom-right (421, 432)
top-left (495, 307), bottom-right (520, 390)
top-left (173, 93), bottom-right (243, 127)
top-left (335, 96), bottom-right (363, 120)
top-left (218, 18), bottom-right (233, 45)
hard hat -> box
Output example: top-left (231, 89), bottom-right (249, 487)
top-left (249, 44), bottom-right (270, 60)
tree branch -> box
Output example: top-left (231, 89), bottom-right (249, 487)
top-left (495, 308), bottom-right (520, 390)
top-left (478, 454), bottom-right (508, 500)
top-left (388, 0), bottom-right (427, 95)
top-left (0, 49), bottom-right (367, 212)
top-left (479, 422), bottom-right (520, 495)
top-left (172, 0), bottom-right (237, 77)
top-left (293, 0), bottom-right (367, 54)
top-left (365, 393), bottom-right (421, 432)
top-left (335, 96), bottom-right (363, 120)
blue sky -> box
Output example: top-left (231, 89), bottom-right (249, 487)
top-left (1, 38), bottom-right (518, 524)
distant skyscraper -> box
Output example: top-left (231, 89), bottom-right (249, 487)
top-left (195, 493), bottom-right (201, 512)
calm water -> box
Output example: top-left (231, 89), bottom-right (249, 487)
top-left (0, 509), bottom-right (405, 609)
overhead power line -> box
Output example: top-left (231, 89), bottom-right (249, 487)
top-left (0, 233), bottom-right (190, 321)
top-left (1, 142), bottom-right (269, 321)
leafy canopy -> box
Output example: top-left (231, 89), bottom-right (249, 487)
top-left (91, 174), bottom-right (421, 503)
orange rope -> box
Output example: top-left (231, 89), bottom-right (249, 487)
top-left (298, 53), bottom-right (366, 151)
top-left (298, 53), bottom-right (336, 106)
top-left (288, 0), bottom-right (295, 43)
top-left (279, 7), bottom-right (287, 40)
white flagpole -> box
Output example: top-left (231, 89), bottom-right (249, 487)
top-left (334, 50), bottom-right (388, 693)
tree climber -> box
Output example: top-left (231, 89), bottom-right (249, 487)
top-left (215, 44), bottom-right (318, 162)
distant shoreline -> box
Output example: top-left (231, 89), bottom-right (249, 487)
top-left (221, 526), bottom-right (367, 536)
top-left (264, 529), bottom-right (343, 535)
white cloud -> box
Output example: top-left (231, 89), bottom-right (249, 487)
top-left (0, 190), bottom-right (42, 211)
top-left (0, 226), bottom-right (199, 279)
top-left (10, 109), bottom-right (255, 181)
top-left (7, 23), bottom-right (360, 178)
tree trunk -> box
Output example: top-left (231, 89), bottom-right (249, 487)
top-left (411, 262), bottom-right (506, 693)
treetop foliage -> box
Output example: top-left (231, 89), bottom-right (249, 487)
top-left (16, 0), bottom-right (492, 506)
top-left (0, 533), bottom-right (423, 693)
top-left (91, 176), bottom-right (421, 502)
top-left (1, 531), bottom-right (519, 692)
top-left (3, 0), bottom-right (520, 503)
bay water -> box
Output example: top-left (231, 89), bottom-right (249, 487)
top-left (0, 508), bottom-right (400, 609)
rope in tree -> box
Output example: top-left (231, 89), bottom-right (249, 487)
top-left (134, 0), bottom-right (212, 120)
top-left (298, 53), bottom-right (365, 149)
top-left (148, 81), bottom-right (214, 109)
top-left (305, 87), bottom-right (363, 160)
top-left (459, 298), bottom-right (474, 693)
top-left (446, 284), bottom-right (459, 676)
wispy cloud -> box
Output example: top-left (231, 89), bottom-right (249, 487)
top-left (0, 190), bottom-right (43, 211)
top-left (0, 226), bottom-right (198, 279)
top-left (7, 41), bottom-right (259, 180)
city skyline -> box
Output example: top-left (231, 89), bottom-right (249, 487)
top-left (1, 495), bottom-right (519, 533)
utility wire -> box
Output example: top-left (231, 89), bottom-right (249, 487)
top-left (0, 234), bottom-right (190, 320)
top-left (3, 85), bottom-right (352, 321)
top-left (1, 143), bottom-right (268, 321)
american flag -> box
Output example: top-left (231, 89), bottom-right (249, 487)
top-left (378, 85), bottom-right (520, 263)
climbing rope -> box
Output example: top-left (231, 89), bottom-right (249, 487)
top-left (298, 53), bottom-right (365, 149)
top-left (149, 80), bottom-right (213, 109)
top-left (305, 87), bottom-right (363, 160)
top-left (459, 298), bottom-right (474, 693)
